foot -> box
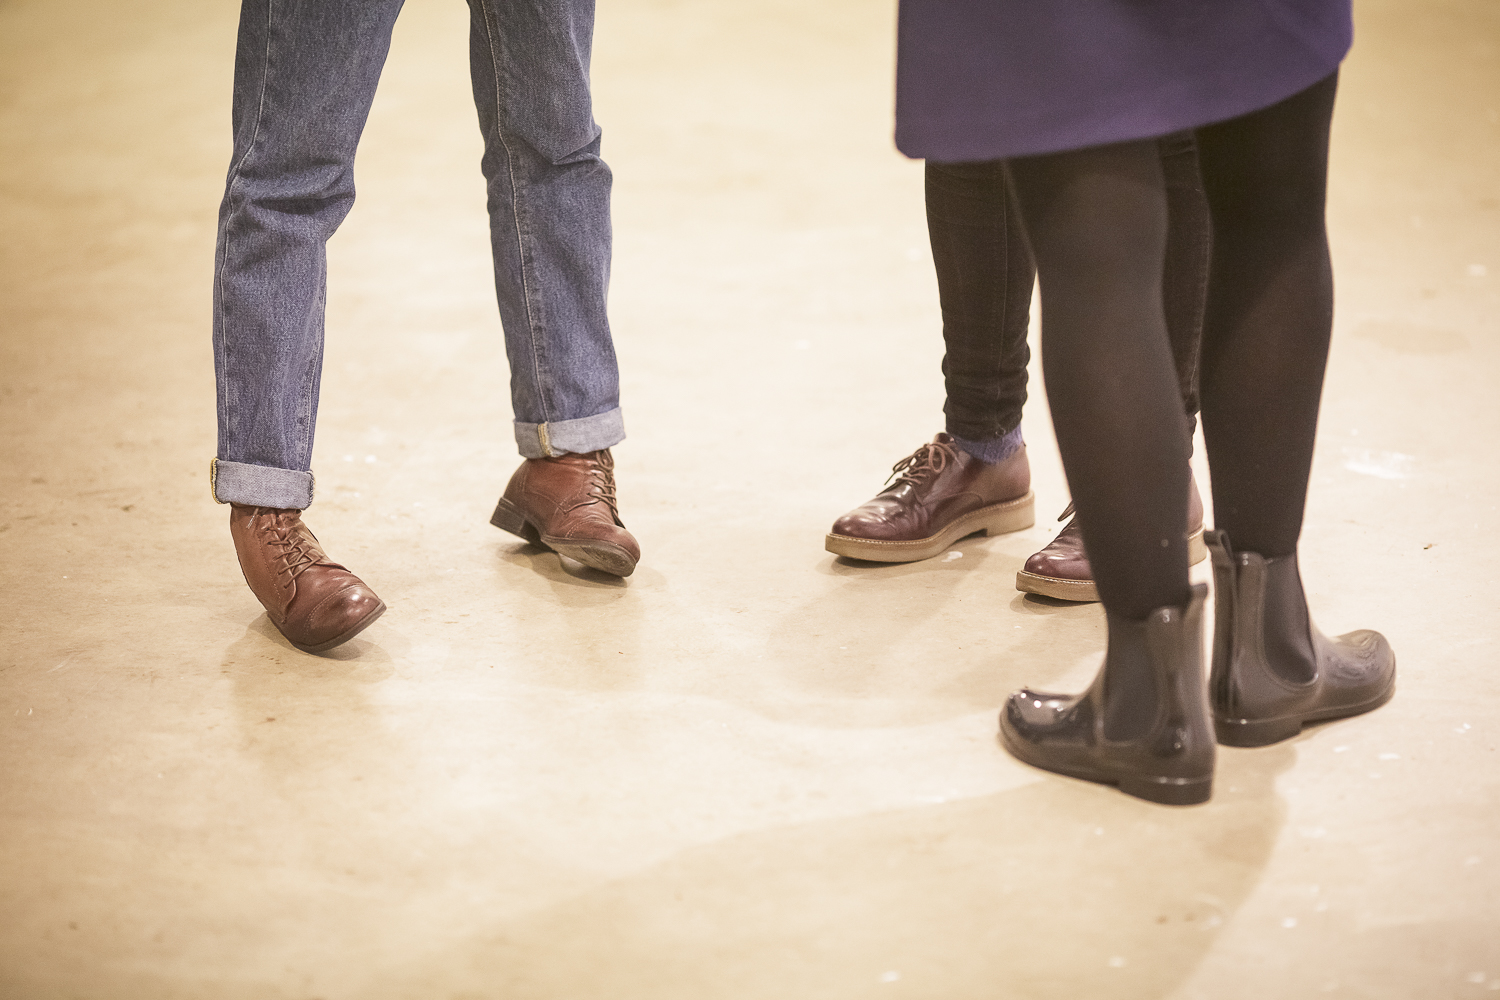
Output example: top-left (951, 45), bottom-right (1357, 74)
top-left (229, 505), bottom-right (386, 654)
top-left (825, 432), bottom-right (1034, 562)
top-left (1016, 473), bottom-right (1208, 602)
top-left (490, 449), bottom-right (640, 577)
top-left (999, 584), bottom-right (1214, 806)
top-left (1206, 531), bottom-right (1396, 747)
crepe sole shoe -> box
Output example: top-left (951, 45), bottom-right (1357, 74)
top-left (290, 601), bottom-right (387, 654)
top-left (491, 496), bottom-right (639, 577)
top-left (998, 724), bottom-right (1213, 806)
top-left (1016, 526), bottom-right (1207, 602)
top-left (825, 491), bottom-right (1035, 562)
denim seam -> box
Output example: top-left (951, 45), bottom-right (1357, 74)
top-left (299, 296), bottom-right (322, 470)
top-left (476, 0), bottom-right (554, 445)
top-left (214, 0), bottom-right (276, 464)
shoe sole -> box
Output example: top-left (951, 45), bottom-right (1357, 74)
top-left (999, 722), bottom-right (1212, 806)
top-left (1213, 674), bottom-right (1397, 748)
top-left (824, 492), bottom-right (1035, 563)
top-left (491, 497), bottom-right (638, 578)
top-left (289, 601), bottom-right (387, 655)
top-left (1016, 526), bottom-right (1208, 603)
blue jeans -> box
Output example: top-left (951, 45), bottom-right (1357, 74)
top-left (210, 0), bottom-right (623, 510)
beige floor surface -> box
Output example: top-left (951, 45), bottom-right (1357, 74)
top-left (2, 1), bottom-right (1498, 997)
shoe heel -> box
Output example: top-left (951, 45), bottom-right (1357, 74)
top-left (1188, 526), bottom-right (1207, 565)
top-left (1213, 715), bottom-right (1302, 748)
top-left (1118, 774), bottom-right (1212, 806)
top-left (490, 497), bottom-right (541, 544)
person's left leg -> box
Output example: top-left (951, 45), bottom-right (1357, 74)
top-left (466, 0), bottom-right (637, 576)
top-left (1193, 74), bottom-right (1394, 745)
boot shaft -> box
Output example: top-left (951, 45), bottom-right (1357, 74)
top-left (1101, 583), bottom-right (1214, 779)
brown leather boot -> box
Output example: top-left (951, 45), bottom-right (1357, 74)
top-left (825, 433), bottom-right (1034, 562)
top-left (229, 505), bottom-right (386, 653)
top-left (1016, 474), bottom-right (1207, 602)
top-left (490, 449), bottom-right (640, 577)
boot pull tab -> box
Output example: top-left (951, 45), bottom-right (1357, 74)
top-left (1204, 529), bottom-right (1239, 605)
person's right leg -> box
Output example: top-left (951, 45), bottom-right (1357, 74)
top-left (1008, 142), bottom-right (1192, 621)
top-left (997, 139), bottom-right (1214, 805)
top-left (212, 0), bottom-right (405, 506)
top-left (1017, 131), bottom-right (1211, 600)
top-left (1193, 73), bottom-right (1394, 744)
top-left (824, 160), bottom-right (1036, 562)
top-left (211, 0), bottom-right (405, 650)
top-left (930, 161), bottom-right (1037, 455)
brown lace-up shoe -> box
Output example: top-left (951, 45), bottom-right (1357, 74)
top-left (490, 449), bottom-right (640, 577)
top-left (229, 505), bottom-right (386, 653)
top-left (825, 432), bottom-right (1034, 562)
top-left (1016, 475), bottom-right (1208, 602)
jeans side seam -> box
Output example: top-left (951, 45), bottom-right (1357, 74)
top-left (476, 0), bottom-right (553, 437)
top-left (299, 290), bottom-right (323, 471)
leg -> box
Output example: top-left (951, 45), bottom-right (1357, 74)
top-left (1008, 141), bottom-right (1192, 622)
top-left (997, 140), bottom-right (1213, 804)
top-left (1195, 75), bottom-right (1336, 558)
top-left (467, 0), bottom-right (622, 459)
top-left (212, 0), bottom-right (405, 507)
top-left (1194, 74), bottom-right (1394, 734)
top-left (927, 160), bottom-right (1036, 455)
top-left (469, 0), bottom-right (638, 576)
top-left (211, 0), bottom-right (403, 651)
top-left (1017, 133), bottom-right (1211, 601)
top-left (823, 161), bottom-right (1036, 563)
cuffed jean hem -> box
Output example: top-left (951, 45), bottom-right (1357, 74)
top-left (210, 458), bottom-right (315, 509)
top-left (514, 407), bottom-right (625, 459)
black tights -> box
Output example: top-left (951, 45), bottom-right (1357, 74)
top-left (926, 132), bottom-right (1209, 443)
top-left (1004, 73), bottom-right (1340, 621)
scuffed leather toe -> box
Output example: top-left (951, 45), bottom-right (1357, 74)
top-left (283, 585), bottom-right (385, 653)
top-left (230, 505), bottom-right (386, 655)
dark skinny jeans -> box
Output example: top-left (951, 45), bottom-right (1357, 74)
top-left (926, 132), bottom-right (1210, 444)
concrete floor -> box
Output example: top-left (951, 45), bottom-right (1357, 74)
top-left (2, 1), bottom-right (1497, 997)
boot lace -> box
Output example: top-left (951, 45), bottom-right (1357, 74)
top-left (257, 510), bottom-right (321, 581)
top-left (563, 453), bottom-right (621, 521)
top-left (885, 439), bottom-right (957, 488)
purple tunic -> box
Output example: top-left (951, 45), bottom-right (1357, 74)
top-left (895, 0), bottom-right (1353, 162)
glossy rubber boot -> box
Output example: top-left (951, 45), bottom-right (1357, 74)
top-left (1206, 530), bottom-right (1396, 747)
top-left (999, 584), bottom-right (1214, 806)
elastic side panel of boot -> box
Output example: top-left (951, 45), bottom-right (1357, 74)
top-left (1207, 538), bottom-right (1239, 714)
top-left (1260, 554), bottom-right (1318, 685)
top-left (1225, 553), bottom-right (1270, 720)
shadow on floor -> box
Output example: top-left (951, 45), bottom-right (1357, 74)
top-left (385, 742), bottom-right (1294, 1000)
top-left (757, 536), bottom-right (1105, 727)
